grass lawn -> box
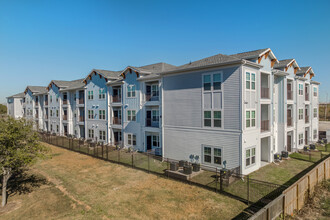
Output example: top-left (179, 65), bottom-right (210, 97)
top-left (0, 143), bottom-right (247, 220)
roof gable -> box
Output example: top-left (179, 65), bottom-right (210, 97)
top-left (230, 48), bottom-right (279, 67)
top-left (83, 69), bottom-right (121, 84)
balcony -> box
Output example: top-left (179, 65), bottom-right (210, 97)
top-left (146, 118), bottom-right (159, 128)
top-left (287, 117), bottom-right (292, 127)
top-left (112, 95), bottom-right (121, 103)
top-left (261, 120), bottom-right (269, 132)
top-left (305, 115), bottom-right (309, 123)
top-left (113, 117), bottom-right (121, 125)
top-left (79, 98), bottom-right (84, 104)
top-left (63, 100), bottom-right (68, 105)
top-left (35, 102), bottom-right (39, 107)
top-left (63, 115), bottom-right (68, 121)
top-left (45, 100), bottom-right (48, 106)
top-left (45, 115), bottom-right (48, 120)
top-left (146, 94), bottom-right (159, 102)
top-left (35, 114), bottom-right (39, 119)
top-left (261, 87), bottom-right (269, 99)
top-left (79, 116), bottom-right (85, 122)
top-left (287, 91), bottom-right (293, 100)
top-left (305, 94), bottom-right (309, 101)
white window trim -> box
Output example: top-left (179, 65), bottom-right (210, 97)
top-left (245, 71), bottom-right (256, 91)
top-left (127, 110), bottom-right (136, 122)
top-left (245, 109), bottom-right (256, 129)
top-left (202, 145), bottom-right (223, 167)
top-left (127, 133), bottom-right (136, 146)
top-left (127, 85), bottom-right (136, 98)
top-left (298, 109), bottom-right (303, 120)
top-left (99, 110), bottom-right (106, 120)
top-left (298, 133), bottom-right (304, 145)
top-left (245, 146), bottom-right (256, 168)
top-left (298, 84), bottom-right (304, 96)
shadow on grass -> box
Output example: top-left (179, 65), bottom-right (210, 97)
top-left (233, 154), bottom-right (330, 220)
top-left (0, 169), bottom-right (48, 199)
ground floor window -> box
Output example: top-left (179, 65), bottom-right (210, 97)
top-left (88, 129), bottom-right (94, 139)
top-left (314, 108), bottom-right (317, 118)
top-left (152, 135), bottom-right (159, 147)
top-left (245, 147), bottom-right (256, 167)
top-left (313, 129), bottom-right (317, 139)
top-left (299, 133), bottom-right (303, 145)
top-left (127, 134), bottom-right (136, 146)
top-left (56, 125), bottom-right (59, 132)
top-left (203, 145), bottom-right (222, 166)
top-left (99, 130), bottom-right (106, 141)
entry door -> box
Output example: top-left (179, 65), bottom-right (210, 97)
top-left (305, 130), bottom-right (308, 145)
top-left (147, 136), bottom-right (152, 150)
top-left (146, 111), bottom-right (151, 126)
top-left (287, 135), bottom-right (292, 152)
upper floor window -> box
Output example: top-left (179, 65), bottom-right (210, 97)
top-left (246, 72), bottom-right (255, 90)
top-left (152, 110), bottom-right (159, 122)
top-left (299, 109), bottom-right (303, 120)
top-left (88, 91), bottom-right (94, 100)
top-left (88, 110), bottom-right (94, 119)
top-left (203, 73), bottom-right (222, 91)
top-left (99, 130), bottom-right (106, 141)
top-left (313, 87), bottom-right (318, 97)
top-left (203, 110), bottom-right (222, 128)
top-left (99, 110), bottom-right (106, 120)
top-left (298, 84), bottom-right (303, 95)
top-left (127, 110), bottom-right (136, 121)
top-left (246, 110), bottom-right (256, 128)
top-left (99, 88), bottom-right (106, 99)
top-left (127, 85), bottom-right (136, 98)
top-left (314, 108), bottom-right (317, 118)
top-left (56, 110), bottom-right (59, 117)
top-left (56, 95), bottom-right (59, 102)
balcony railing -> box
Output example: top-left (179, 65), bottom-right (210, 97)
top-left (79, 98), bottom-right (84, 104)
top-left (305, 94), bottom-right (309, 101)
top-left (261, 120), bottom-right (269, 132)
top-left (45, 115), bottom-right (48, 120)
top-left (287, 91), bottom-right (293, 100)
top-left (113, 117), bottom-right (121, 125)
top-left (261, 87), bottom-right (269, 99)
top-left (63, 100), bottom-right (68, 105)
top-left (79, 116), bottom-right (85, 122)
top-left (146, 94), bottom-right (159, 102)
top-left (112, 95), bottom-right (121, 103)
top-left (45, 101), bottom-right (48, 106)
top-left (63, 115), bottom-right (68, 121)
top-left (146, 118), bottom-right (159, 127)
top-left (287, 117), bottom-right (292, 127)
top-left (305, 115), bottom-right (309, 123)
top-left (35, 114), bottom-right (39, 119)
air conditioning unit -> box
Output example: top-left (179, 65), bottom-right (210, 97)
top-left (310, 144), bottom-right (316, 150)
top-left (170, 162), bottom-right (179, 171)
top-left (183, 165), bottom-right (192, 175)
top-left (304, 145), bottom-right (310, 151)
top-left (274, 153), bottom-right (281, 161)
top-left (281, 151), bottom-right (289, 159)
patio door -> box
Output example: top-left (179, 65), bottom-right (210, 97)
top-left (146, 136), bottom-right (152, 150)
top-left (287, 134), bottom-right (292, 152)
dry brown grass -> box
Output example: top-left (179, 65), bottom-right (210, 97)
top-left (0, 143), bottom-right (246, 219)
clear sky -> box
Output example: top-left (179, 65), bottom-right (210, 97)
top-left (1, 0), bottom-right (330, 103)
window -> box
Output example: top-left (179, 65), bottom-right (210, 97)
top-left (50, 124), bottom-right (53, 131)
top-left (99, 88), bottom-right (106, 99)
top-left (246, 110), bottom-right (256, 128)
top-left (50, 96), bottom-right (52, 103)
top-left (88, 129), bottom-right (94, 139)
top-left (203, 75), bottom-right (211, 91)
top-left (56, 110), bottom-right (59, 117)
top-left (88, 91), bottom-right (94, 100)
top-left (88, 110), bottom-right (94, 119)
top-left (299, 133), bottom-right (304, 145)
top-left (246, 72), bottom-right (256, 90)
top-left (204, 146), bottom-right (211, 163)
top-left (56, 95), bottom-right (59, 102)
top-left (152, 110), bottom-right (159, 122)
top-left (127, 110), bottom-right (136, 121)
top-left (314, 108), bottom-right (317, 118)
top-left (50, 110), bottom-right (53, 117)
top-left (127, 134), bottom-right (136, 146)
top-left (152, 85), bottom-right (159, 97)
top-left (99, 130), bottom-right (106, 141)
top-left (127, 85), bottom-right (136, 98)
top-left (299, 84), bottom-right (303, 95)
top-left (313, 129), bottom-right (317, 139)
top-left (214, 111), bottom-right (221, 127)
top-left (299, 109), bottom-right (303, 120)
top-left (152, 136), bottom-right (159, 147)
top-left (99, 110), bottom-right (106, 120)
top-left (246, 147), bottom-right (256, 167)
top-left (204, 111), bottom-right (211, 127)
top-left (314, 87), bottom-right (317, 96)
top-left (203, 73), bottom-right (222, 91)
top-left (203, 146), bottom-right (222, 165)
top-left (56, 125), bottom-right (59, 132)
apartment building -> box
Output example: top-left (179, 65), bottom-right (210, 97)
top-left (6, 92), bottom-right (24, 118)
top-left (7, 47), bottom-right (320, 174)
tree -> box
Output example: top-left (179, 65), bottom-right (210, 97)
top-left (0, 117), bottom-right (48, 207)
top-left (0, 104), bottom-right (6, 115)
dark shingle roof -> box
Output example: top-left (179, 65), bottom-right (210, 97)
top-left (296, 67), bottom-right (311, 75)
top-left (174, 53), bottom-right (241, 71)
top-left (273, 59), bottom-right (294, 68)
top-left (230, 48), bottom-right (270, 59)
top-left (93, 69), bottom-right (122, 79)
top-left (136, 62), bottom-right (177, 73)
top-left (26, 86), bottom-right (48, 94)
top-left (52, 78), bottom-right (85, 90)
top-left (7, 92), bottom-right (25, 99)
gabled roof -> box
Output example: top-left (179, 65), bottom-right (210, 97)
top-left (48, 79), bottom-right (85, 91)
top-left (7, 92), bottom-right (25, 99)
top-left (230, 48), bottom-right (279, 66)
top-left (296, 66), bottom-right (315, 79)
top-left (83, 69), bottom-right (122, 84)
top-left (120, 63), bottom-right (177, 78)
top-left (24, 86), bottom-right (48, 95)
top-left (274, 59), bottom-right (300, 73)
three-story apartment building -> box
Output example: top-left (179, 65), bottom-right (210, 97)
top-left (6, 92), bottom-right (25, 118)
top-left (8, 47), bottom-right (320, 174)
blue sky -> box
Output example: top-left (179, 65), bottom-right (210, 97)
top-left (1, 0), bottom-right (330, 103)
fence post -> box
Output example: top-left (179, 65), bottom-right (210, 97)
top-left (148, 153), bottom-right (150, 173)
top-left (215, 168), bottom-right (218, 193)
top-left (132, 153), bottom-right (134, 167)
top-left (283, 194), bottom-right (286, 219)
top-left (106, 145), bottom-right (109, 160)
top-left (102, 145), bottom-right (104, 158)
top-left (62, 136), bottom-right (64, 147)
top-left (87, 143), bottom-right (89, 155)
top-left (247, 175), bottom-right (250, 205)
top-left (78, 140), bottom-right (81, 152)
top-left (220, 170), bottom-right (223, 192)
top-left (118, 149), bottom-right (120, 162)
top-left (309, 152), bottom-right (311, 161)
